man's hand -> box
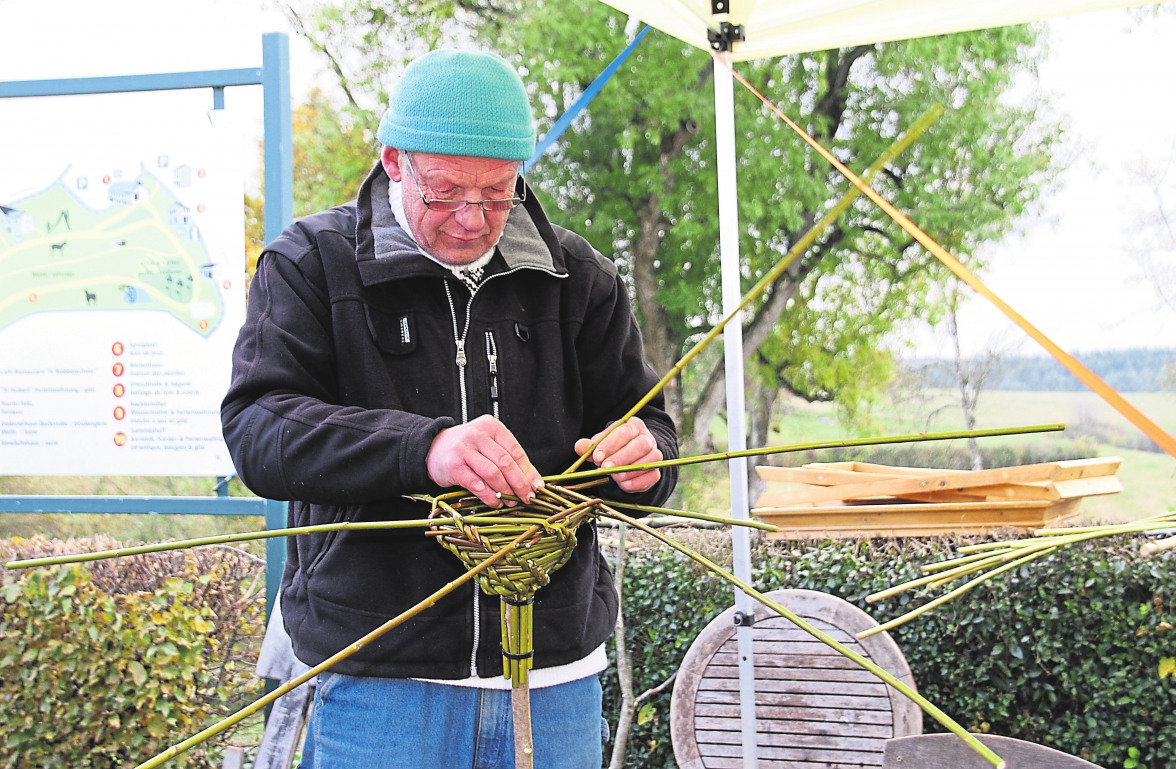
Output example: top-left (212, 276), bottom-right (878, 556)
top-left (426, 415), bottom-right (543, 508)
top-left (574, 417), bottom-right (663, 495)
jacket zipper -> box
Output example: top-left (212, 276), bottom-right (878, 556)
top-left (485, 330), bottom-right (500, 420)
top-left (443, 279), bottom-right (483, 676)
top-left (442, 265), bottom-right (563, 677)
top-left (443, 281), bottom-right (473, 425)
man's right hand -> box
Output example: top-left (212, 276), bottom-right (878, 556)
top-left (426, 415), bottom-right (544, 508)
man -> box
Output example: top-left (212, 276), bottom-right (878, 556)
top-left (221, 48), bottom-right (678, 768)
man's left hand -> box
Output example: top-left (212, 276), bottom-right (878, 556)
top-left (574, 417), bottom-right (662, 494)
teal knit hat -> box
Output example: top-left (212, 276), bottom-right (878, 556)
top-left (377, 49), bottom-right (536, 161)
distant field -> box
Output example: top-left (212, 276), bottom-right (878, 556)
top-left (762, 389), bottom-right (1176, 523)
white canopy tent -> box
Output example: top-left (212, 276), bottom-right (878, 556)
top-left (596, 0), bottom-right (1160, 59)
top-left (589, 2), bottom-right (1167, 766)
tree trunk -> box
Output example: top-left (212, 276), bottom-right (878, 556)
top-left (946, 300), bottom-right (984, 471)
top-left (632, 121), bottom-right (701, 433)
top-left (746, 377), bottom-right (780, 504)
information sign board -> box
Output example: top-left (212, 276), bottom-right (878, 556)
top-left (0, 109), bottom-right (245, 475)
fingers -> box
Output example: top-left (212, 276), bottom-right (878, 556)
top-left (575, 417), bottom-right (663, 494)
top-left (426, 415), bottom-right (543, 507)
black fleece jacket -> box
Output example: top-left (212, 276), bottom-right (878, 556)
top-left (221, 164), bottom-right (677, 679)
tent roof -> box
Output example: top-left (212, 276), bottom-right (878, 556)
top-left (595, 0), bottom-right (1159, 60)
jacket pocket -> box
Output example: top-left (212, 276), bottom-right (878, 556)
top-left (365, 304), bottom-right (417, 356)
top-left (304, 504), bottom-right (350, 577)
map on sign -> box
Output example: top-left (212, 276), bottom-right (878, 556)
top-left (0, 108), bottom-right (245, 476)
top-left (1, 164), bottom-right (225, 337)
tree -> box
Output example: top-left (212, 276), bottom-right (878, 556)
top-left (941, 285), bottom-right (1006, 470)
top-left (505, 2), bottom-right (1059, 453)
top-left (275, 1), bottom-right (1060, 458)
top-left (245, 87), bottom-right (375, 276)
top-left (1126, 146), bottom-right (1176, 315)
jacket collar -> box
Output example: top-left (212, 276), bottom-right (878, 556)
top-left (355, 162), bottom-right (567, 286)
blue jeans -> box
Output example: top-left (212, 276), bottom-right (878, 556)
top-left (299, 674), bottom-right (605, 769)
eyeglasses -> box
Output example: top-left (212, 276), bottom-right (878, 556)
top-left (402, 152), bottom-right (526, 213)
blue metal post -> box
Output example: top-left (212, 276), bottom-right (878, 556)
top-left (264, 499), bottom-right (289, 619)
top-left (262, 32), bottom-right (294, 244)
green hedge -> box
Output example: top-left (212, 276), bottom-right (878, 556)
top-left (0, 538), bottom-right (265, 769)
top-left (602, 531), bottom-right (1176, 769)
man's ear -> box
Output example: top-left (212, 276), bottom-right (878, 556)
top-left (381, 146), bottom-right (403, 182)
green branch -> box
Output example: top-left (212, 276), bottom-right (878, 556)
top-left (550, 423), bottom-right (1064, 484)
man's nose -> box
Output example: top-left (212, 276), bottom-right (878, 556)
top-left (454, 201), bottom-right (488, 229)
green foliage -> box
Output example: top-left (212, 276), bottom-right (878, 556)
top-left (0, 538), bottom-right (265, 768)
top-left (604, 532), bottom-right (1176, 769)
top-left (291, 89), bottom-right (378, 216)
top-left (246, 88), bottom-right (376, 276)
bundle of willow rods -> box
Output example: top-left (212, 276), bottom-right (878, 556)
top-left (858, 509), bottom-right (1176, 640)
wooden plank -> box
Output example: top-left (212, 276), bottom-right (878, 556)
top-left (754, 458), bottom-right (1115, 508)
top-left (707, 656), bottom-right (887, 681)
top-left (1053, 457), bottom-right (1122, 481)
top-left (848, 458), bottom-right (1120, 483)
top-left (895, 484), bottom-right (1055, 502)
top-left (1052, 475), bottom-right (1123, 498)
top-left (698, 727), bottom-right (888, 753)
top-left (701, 757), bottom-right (880, 769)
top-left (882, 733), bottom-right (1105, 768)
top-left (757, 499), bottom-right (1080, 531)
top-left (762, 513), bottom-right (1083, 540)
top-left (699, 674), bottom-right (887, 698)
top-left (701, 739), bottom-right (885, 765)
top-left (252, 680), bottom-right (314, 769)
top-left (695, 715), bottom-right (894, 739)
top-left (848, 462), bottom-right (934, 476)
top-left (756, 465), bottom-right (908, 485)
top-left (696, 702), bottom-right (895, 726)
top-left (697, 687), bottom-right (893, 712)
top-left (757, 498), bottom-right (1069, 516)
top-left (701, 755), bottom-right (881, 769)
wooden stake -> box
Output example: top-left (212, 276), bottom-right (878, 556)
top-left (512, 683), bottom-right (535, 769)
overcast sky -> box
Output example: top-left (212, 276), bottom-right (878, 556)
top-left (2, 1), bottom-right (1174, 357)
top-left (928, 6), bottom-right (1176, 358)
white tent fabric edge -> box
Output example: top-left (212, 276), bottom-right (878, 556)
top-left (595, 0), bottom-right (1161, 60)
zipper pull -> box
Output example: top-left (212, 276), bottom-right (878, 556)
top-left (455, 338), bottom-right (467, 368)
top-left (486, 332), bottom-right (500, 404)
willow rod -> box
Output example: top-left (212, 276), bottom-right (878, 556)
top-left (601, 503), bottom-right (1006, 769)
top-left (133, 517), bottom-right (554, 769)
top-left (860, 513), bottom-right (1176, 637)
top-left (4, 518), bottom-right (440, 571)
top-left (553, 423), bottom-right (1064, 484)
top-left (858, 548), bottom-right (1055, 640)
top-left (600, 500), bottom-right (778, 530)
top-left (564, 104), bottom-right (944, 475)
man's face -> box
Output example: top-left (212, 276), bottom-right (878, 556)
top-left (382, 147), bottom-right (519, 266)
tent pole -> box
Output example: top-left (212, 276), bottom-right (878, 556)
top-left (714, 54), bottom-right (759, 769)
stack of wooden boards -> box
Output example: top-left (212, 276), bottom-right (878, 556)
top-left (752, 457), bottom-right (1123, 539)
